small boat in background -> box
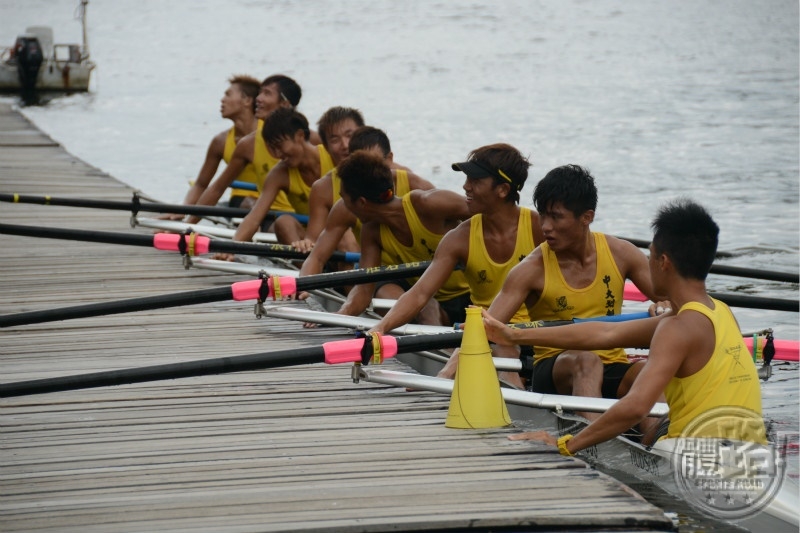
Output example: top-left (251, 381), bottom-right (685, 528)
top-left (0, 0), bottom-right (95, 93)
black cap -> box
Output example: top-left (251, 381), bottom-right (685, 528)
top-left (451, 160), bottom-right (522, 191)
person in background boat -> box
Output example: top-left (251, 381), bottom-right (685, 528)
top-left (297, 125), bottom-right (435, 277)
top-left (159, 74), bottom-right (260, 221)
top-left (183, 74), bottom-right (320, 226)
top-left (367, 143), bottom-right (543, 388)
top-left (482, 164), bottom-right (663, 418)
top-left (290, 107), bottom-right (365, 254)
top-left (481, 199), bottom-right (767, 449)
top-left (213, 107), bottom-right (335, 251)
top-left (319, 150), bottom-right (472, 327)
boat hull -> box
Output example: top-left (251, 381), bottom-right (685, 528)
top-left (365, 359), bottom-right (800, 533)
top-left (0, 60), bottom-right (94, 92)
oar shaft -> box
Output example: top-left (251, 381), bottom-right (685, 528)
top-left (618, 235), bottom-right (796, 283)
top-left (0, 347), bottom-right (325, 397)
top-left (0, 332), bottom-right (464, 397)
top-left (0, 223), bottom-right (358, 262)
top-left (0, 192), bottom-right (309, 223)
top-left (0, 286), bottom-right (233, 328)
top-left (708, 292), bottom-right (798, 312)
top-left (0, 263), bottom-right (429, 328)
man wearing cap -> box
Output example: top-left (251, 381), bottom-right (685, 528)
top-left (484, 164), bottom-right (662, 416)
top-left (369, 143), bottom-right (543, 388)
top-left (328, 150), bottom-right (472, 327)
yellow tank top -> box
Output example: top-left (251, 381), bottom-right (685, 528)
top-left (527, 232), bottom-right (627, 363)
top-left (664, 300), bottom-right (766, 442)
top-left (378, 194), bottom-right (469, 302)
top-left (224, 127), bottom-right (259, 200)
top-left (286, 145), bottom-right (335, 215)
top-left (466, 208), bottom-right (535, 324)
top-left (252, 120), bottom-right (293, 213)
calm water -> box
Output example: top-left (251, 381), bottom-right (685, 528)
top-left (1, 1), bottom-right (798, 529)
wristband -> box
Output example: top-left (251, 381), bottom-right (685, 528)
top-left (557, 434), bottom-right (574, 456)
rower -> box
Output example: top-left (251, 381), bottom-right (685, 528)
top-left (314, 150), bottom-right (472, 327)
top-left (180, 75), bottom-right (309, 221)
top-left (297, 125), bottom-right (434, 275)
top-left (481, 199), bottom-right (767, 449)
top-left (485, 165), bottom-right (663, 419)
top-left (368, 143), bottom-right (543, 388)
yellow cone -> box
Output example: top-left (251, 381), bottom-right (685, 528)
top-left (445, 307), bottom-right (511, 429)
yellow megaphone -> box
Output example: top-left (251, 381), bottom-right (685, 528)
top-left (445, 307), bottom-right (511, 429)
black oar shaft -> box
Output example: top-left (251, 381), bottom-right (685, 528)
top-left (296, 262), bottom-right (429, 291)
top-left (709, 292), bottom-right (798, 313)
top-left (0, 263), bottom-right (431, 328)
top-left (619, 236), bottom-right (797, 283)
top-left (0, 332), bottom-right (464, 397)
top-left (0, 223), bottom-right (354, 262)
top-left (0, 347), bottom-right (325, 397)
top-left (708, 265), bottom-right (798, 284)
top-left (0, 193), bottom-right (250, 218)
top-left (0, 286), bottom-right (234, 328)
top-left (0, 222), bottom-right (154, 247)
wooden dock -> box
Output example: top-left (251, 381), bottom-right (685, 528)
top-left (0, 102), bottom-right (675, 532)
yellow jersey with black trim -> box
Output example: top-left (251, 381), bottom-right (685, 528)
top-left (527, 232), bottom-right (627, 364)
top-left (224, 127), bottom-right (259, 200)
top-left (465, 208), bottom-right (535, 323)
top-left (378, 194), bottom-right (469, 302)
top-left (253, 119), bottom-right (293, 213)
top-left (286, 144), bottom-right (335, 215)
top-left (663, 299), bottom-right (766, 443)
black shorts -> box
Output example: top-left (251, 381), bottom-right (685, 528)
top-left (374, 279), bottom-right (471, 326)
top-left (228, 195), bottom-right (248, 209)
top-left (437, 292), bottom-right (472, 326)
top-left (531, 354), bottom-right (633, 399)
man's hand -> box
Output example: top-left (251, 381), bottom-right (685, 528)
top-left (292, 238), bottom-right (315, 254)
top-left (648, 301), bottom-right (674, 317)
top-left (481, 308), bottom-right (516, 345)
top-left (507, 430), bottom-right (557, 445)
top-left (213, 252), bottom-right (237, 262)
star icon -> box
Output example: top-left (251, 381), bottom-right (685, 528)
top-left (743, 494), bottom-right (753, 505)
top-left (705, 493), bottom-right (715, 505)
top-left (725, 494), bottom-right (735, 506)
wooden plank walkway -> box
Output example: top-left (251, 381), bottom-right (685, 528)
top-left (0, 102), bottom-right (675, 532)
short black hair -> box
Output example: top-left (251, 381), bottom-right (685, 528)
top-left (262, 108), bottom-right (310, 146)
top-left (317, 106), bottom-right (365, 147)
top-left (261, 74), bottom-right (302, 108)
top-left (533, 164), bottom-right (597, 217)
top-left (338, 151), bottom-right (394, 204)
top-left (651, 199), bottom-right (719, 280)
top-left (349, 126), bottom-right (391, 156)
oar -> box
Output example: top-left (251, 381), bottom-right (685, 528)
top-left (618, 236), bottom-right (797, 283)
top-left (0, 192), bottom-right (309, 224)
top-left (134, 217), bottom-right (278, 243)
top-left (0, 331), bottom-right (464, 397)
top-left (0, 261), bottom-right (430, 328)
top-left (623, 282), bottom-right (798, 312)
top-left (0, 223), bottom-right (359, 263)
